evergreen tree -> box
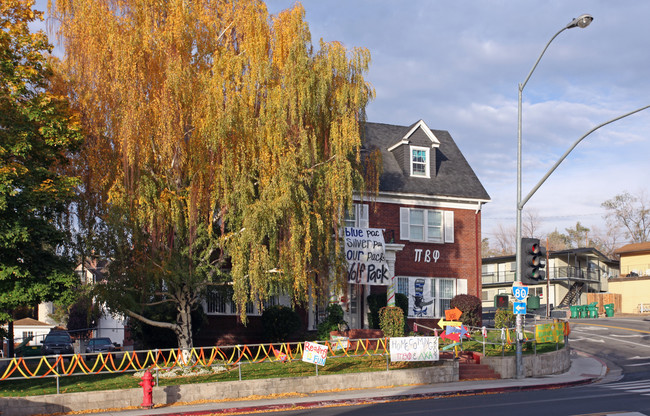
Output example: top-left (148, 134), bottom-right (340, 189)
top-left (0, 0), bottom-right (81, 353)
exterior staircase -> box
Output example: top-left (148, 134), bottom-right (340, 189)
top-left (558, 282), bottom-right (585, 307)
top-left (451, 351), bottom-right (501, 381)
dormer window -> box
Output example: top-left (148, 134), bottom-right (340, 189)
top-left (410, 146), bottom-right (430, 177)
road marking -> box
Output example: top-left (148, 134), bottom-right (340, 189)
top-left (571, 412), bottom-right (647, 416)
top-left (630, 356), bottom-right (650, 360)
top-left (624, 362), bottom-right (650, 367)
top-left (572, 322), bottom-right (650, 334)
top-left (611, 334), bottom-right (644, 338)
top-left (571, 328), bottom-right (650, 349)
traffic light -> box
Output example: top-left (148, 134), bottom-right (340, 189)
top-left (520, 237), bottom-right (546, 284)
top-left (495, 294), bottom-right (509, 309)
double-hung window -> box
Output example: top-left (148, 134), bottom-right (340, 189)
top-left (204, 286), bottom-right (283, 316)
top-left (410, 146), bottom-right (430, 177)
top-left (396, 277), bottom-right (457, 318)
top-left (344, 203), bottom-right (369, 228)
top-left (400, 208), bottom-right (453, 243)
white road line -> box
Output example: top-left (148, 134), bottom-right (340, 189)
top-left (576, 333), bottom-right (650, 349)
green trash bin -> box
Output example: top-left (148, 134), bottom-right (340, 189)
top-left (587, 302), bottom-right (599, 318)
top-left (577, 305), bottom-right (586, 318)
top-left (604, 303), bottom-right (615, 317)
top-left (570, 305), bottom-right (579, 318)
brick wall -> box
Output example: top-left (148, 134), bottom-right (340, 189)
top-left (368, 201), bottom-right (481, 298)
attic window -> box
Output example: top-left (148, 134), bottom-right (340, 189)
top-left (410, 146), bottom-right (429, 177)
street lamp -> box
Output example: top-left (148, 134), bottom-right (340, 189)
top-left (515, 14), bottom-right (593, 379)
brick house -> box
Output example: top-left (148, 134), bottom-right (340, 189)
top-left (339, 120), bottom-right (490, 331)
top-left (199, 119), bottom-right (489, 343)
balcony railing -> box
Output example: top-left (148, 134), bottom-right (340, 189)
top-left (482, 266), bottom-right (605, 285)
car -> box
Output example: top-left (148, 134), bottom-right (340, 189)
top-left (41, 331), bottom-right (74, 356)
top-left (85, 337), bottom-right (118, 355)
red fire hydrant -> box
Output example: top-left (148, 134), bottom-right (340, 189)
top-left (139, 369), bottom-right (154, 408)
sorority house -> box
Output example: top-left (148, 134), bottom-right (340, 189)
top-left (201, 119), bottom-right (491, 343)
top-left (338, 120), bottom-right (490, 331)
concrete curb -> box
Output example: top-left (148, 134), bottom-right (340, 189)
top-left (0, 347), bottom-right (595, 416)
top-left (132, 376), bottom-right (601, 416)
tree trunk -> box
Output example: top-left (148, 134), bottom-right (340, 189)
top-left (175, 286), bottom-right (194, 354)
top-left (7, 320), bottom-right (14, 358)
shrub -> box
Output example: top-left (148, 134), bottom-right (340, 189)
top-left (261, 305), bottom-right (302, 342)
top-left (379, 306), bottom-right (404, 337)
top-left (494, 304), bottom-right (516, 329)
top-left (316, 303), bottom-right (346, 340)
top-left (367, 292), bottom-right (408, 329)
top-left (449, 294), bottom-right (482, 327)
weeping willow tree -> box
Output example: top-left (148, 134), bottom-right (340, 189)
top-left (50, 0), bottom-right (376, 350)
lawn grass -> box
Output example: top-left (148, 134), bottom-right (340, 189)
top-left (0, 355), bottom-right (435, 397)
top-left (0, 335), bottom-right (566, 398)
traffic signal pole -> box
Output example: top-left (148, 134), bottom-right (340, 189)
top-left (516, 15), bottom-right (593, 380)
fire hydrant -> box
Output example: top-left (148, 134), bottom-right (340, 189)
top-left (139, 369), bottom-right (154, 408)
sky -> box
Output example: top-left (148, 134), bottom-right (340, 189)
top-left (33, 1), bottom-right (650, 246)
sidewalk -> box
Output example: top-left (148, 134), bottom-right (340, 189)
top-left (89, 349), bottom-right (611, 416)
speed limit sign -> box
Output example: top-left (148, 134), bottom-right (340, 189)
top-left (512, 285), bottom-right (529, 301)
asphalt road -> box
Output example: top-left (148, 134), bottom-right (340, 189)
top-left (226, 316), bottom-right (650, 416)
top-left (569, 316), bottom-right (650, 381)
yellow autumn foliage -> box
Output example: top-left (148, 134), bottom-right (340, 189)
top-left (51, 0), bottom-right (375, 323)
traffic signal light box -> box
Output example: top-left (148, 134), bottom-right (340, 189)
top-left (520, 237), bottom-right (546, 285)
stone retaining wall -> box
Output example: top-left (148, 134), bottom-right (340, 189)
top-left (0, 346), bottom-right (572, 416)
top-left (0, 362), bottom-right (456, 416)
top-left (481, 346), bottom-right (570, 379)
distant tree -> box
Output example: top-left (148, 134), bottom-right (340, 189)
top-left (602, 191), bottom-right (650, 243)
top-left (589, 224), bottom-right (624, 258)
top-left (545, 229), bottom-right (569, 252)
top-left (481, 238), bottom-right (496, 258)
top-left (492, 223), bottom-right (515, 256)
top-left (51, 0), bottom-right (375, 350)
top-left (522, 209), bottom-right (541, 238)
top-left (0, 0), bottom-right (81, 354)
top-left (564, 222), bottom-right (591, 248)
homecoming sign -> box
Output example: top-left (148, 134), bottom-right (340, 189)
top-left (390, 337), bottom-right (439, 362)
top-left (344, 227), bottom-right (390, 286)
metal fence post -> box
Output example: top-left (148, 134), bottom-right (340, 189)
top-left (237, 345), bottom-right (242, 381)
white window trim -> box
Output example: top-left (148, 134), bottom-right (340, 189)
top-left (410, 146), bottom-right (430, 178)
top-left (396, 276), bottom-right (457, 318)
top-left (400, 207), bottom-right (454, 243)
top-left (344, 203), bottom-right (369, 228)
top-left (203, 286), bottom-right (288, 316)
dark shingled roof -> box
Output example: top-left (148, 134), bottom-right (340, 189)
top-left (362, 121), bottom-right (490, 201)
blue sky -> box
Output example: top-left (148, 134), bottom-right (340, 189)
top-left (34, 1), bottom-right (650, 244)
top-left (264, 1), bottom-right (650, 244)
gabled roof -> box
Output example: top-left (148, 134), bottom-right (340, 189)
top-left (387, 119), bottom-right (440, 151)
top-left (614, 242), bottom-right (650, 255)
top-left (363, 121), bottom-right (490, 201)
top-left (13, 318), bottom-right (53, 327)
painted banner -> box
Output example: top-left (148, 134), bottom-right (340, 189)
top-left (302, 341), bottom-right (328, 366)
top-left (330, 335), bottom-right (349, 351)
top-left (535, 322), bottom-right (565, 343)
top-left (409, 277), bottom-right (435, 318)
top-left (344, 227), bottom-right (391, 286)
top-left (390, 337), bottom-right (439, 362)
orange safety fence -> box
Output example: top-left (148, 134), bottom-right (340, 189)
top-left (0, 338), bottom-right (391, 381)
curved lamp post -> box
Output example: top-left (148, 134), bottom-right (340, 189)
top-left (515, 14), bottom-right (593, 379)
